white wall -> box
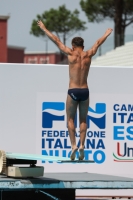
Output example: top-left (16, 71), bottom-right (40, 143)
top-left (0, 64), bottom-right (133, 177)
top-left (1, 63), bottom-right (133, 197)
top-left (0, 64), bottom-right (69, 153)
top-left (0, 64), bottom-right (132, 151)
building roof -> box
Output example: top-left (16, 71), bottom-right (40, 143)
top-left (8, 45), bottom-right (25, 50)
top-left (0, 15), bottom-right (10, 20)
top-left (25, 51), bottom-right (60, 55)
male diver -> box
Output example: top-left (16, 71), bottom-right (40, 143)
top-left (37, 20), bottom-right (113, 160)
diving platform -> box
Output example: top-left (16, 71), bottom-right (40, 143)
top-left (0, 150), bottom-right (133, 199)
top-left (0, 172), bottom-right (133, 199)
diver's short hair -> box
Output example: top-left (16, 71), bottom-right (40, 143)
top-left (71, 37), bottom-right (84, 47)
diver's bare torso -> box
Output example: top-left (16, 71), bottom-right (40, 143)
top-left (68, 50), bottom-right (91, 89)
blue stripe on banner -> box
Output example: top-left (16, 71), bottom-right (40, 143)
top-left (42, 102), bottom-right (65, 111)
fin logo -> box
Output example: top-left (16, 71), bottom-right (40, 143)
top-left (42, 102), bottom-right (106, 129)
top-left (42, 102), bottom-right (65, 128)
top-left (87, 103), bottom-right (106, 129)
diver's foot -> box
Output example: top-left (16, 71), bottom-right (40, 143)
top-left (70, 146), bottom-right (78, 160)
top-left (79, 147), bottom-right (84, 160)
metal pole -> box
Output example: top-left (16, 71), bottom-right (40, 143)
top-left (99, 46), bottom-right (102, 56)
top-left (45, 36), bottom-right (48, 63)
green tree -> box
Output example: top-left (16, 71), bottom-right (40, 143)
top-left (80, 0), bottom-right (133, 48)
top-left (30, 5), bottom-right (87, 60)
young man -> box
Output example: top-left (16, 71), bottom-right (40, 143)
top-left (37, 20), bottom-right (113, 160)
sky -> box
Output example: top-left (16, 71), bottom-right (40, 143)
top-left (0, 0), bottom-right (133, 53)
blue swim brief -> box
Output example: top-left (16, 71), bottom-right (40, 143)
top-left (68, 88), bottom-right (89, 101)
